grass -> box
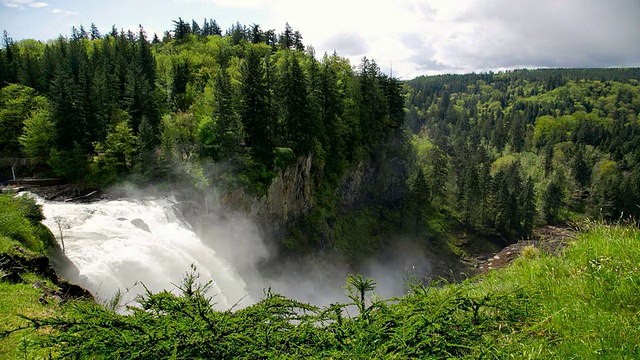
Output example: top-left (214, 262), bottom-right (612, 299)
top-left (471, 221), bottom-right (640, 358)
top-left (0, 236), bottom-right (59, 359)
top-left (0, 194), bottom-right (64, 359)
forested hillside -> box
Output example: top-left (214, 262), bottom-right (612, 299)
top-left (0, 21), bottom-right (402, 186)
top-left (0, 21), bottom-right (406, 260)
top-left (405, 69), bottom-right (640, 239)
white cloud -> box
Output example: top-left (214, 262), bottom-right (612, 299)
top-left (258, 0), bottom-right (426, 75)
top-left (255, 0), bottom-right (639, 78)
top-left (2, 0), bottom-right (28, 8)
top-left (3, 0), bottom-right (48, 9)
top-left (52, 7), bottom-right (60, 13)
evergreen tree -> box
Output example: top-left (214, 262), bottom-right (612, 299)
top-left (542, 175), bottom-right (564, 223)
top-left (240, 45), bottom-right (273, 164)
top-left (250, 24), bottom-right (263, 44)
top-left (191, 20), bottom-right (201, 36)
top-left (136, 116), bottom-right (157, 173)
top-left (521, 176), bottom-right (536, 238)
top-left (411, 168), bottom-right (430, 235)
top-left (508, 113), bottom-right (526, 152)
top-left (171, 57), bottom-right (191, 111)
top-left (90, 23), bottom-right (101, 40)
top-left (210, 19), bottom-right (222, 36)
top-left (277, 51), bottom-right (315, 155)
top-left (172, 18), bottom-right (191, 42)
top-left (572, 145), bottom-right (590, 187)
top-left (49, 67), bottom-right (85, 150)
top-left (2, 31), bottom-right (19, 85)
top-left (427, 147), bottom-right (448, 202)
top-left (210, 52), bottom-right (242, 160)
top-left (357, 57), bottom-right (388, 155)
top-left (279, 23), bottom-right (294, 50)
top-left (380, 75), bottom-right (404, 129)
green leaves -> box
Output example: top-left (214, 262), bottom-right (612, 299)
top-left (19, 108), bottom-right (55, 163)
top-left (0, 84), bottom-right (48, 156)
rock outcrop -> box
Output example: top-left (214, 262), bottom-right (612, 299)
top-left (0, 246), bottom-right (93, 303)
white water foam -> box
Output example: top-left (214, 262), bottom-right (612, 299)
top-left (39, 196), bottom-right (250, 310)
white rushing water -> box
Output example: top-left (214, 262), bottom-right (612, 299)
top-left (38, 196), bottom-right (250, 310)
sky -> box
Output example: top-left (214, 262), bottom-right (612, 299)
top-left (1, 0), bottom-right (639, 79)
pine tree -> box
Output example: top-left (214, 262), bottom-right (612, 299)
top-left (427, 147), bottom-right (448, 202)
top-left (543, 175), bottom-right (564, 223)
top-left (191, 20), bottom-right (201, 37)
top-left (90, 23), bottom-right (101, 40)
top-left (171, 57), bottom-right (191, 111)
top-left (277, 51), bottom-right (314, 155)
top-left (411, 168), bottom-right (430, 235)
top-left (2, 31), bottom-right (19, 85)
top-left (210, 20), bottom-right (222, 36)
top-left (172, 18), bottom-right (191, 42)
top-left (136, 116), bottom-right (158, 173)
top-left (240, 45), bottom-right (273, 164)
top-left (357, 57), bottom-right (388, 154)
top-left (250, 24), bottom-right (263, 44)
top-left (211, 53), bottom-right (242, 160)
top-left (521, 176), bottom-right (536, 238)
top-left (279, 23), bottom-right (294, 50)
top-left (49, 67), bottom-right (84, 150)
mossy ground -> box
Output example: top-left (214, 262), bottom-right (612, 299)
top-left (0, 236), bottom-right (59, 359)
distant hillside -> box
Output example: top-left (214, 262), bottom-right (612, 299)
top-left (404, 67), bottom-right (640, 240)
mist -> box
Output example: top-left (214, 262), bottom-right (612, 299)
top-left (40, 183), bottom-right (445, 311)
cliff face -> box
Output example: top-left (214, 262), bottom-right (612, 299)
top-left (258, 154), bottom-right (315, 225)
top-left (335, 152), bottom-right (409, 213)
top-left (218, 141), bottom-right (410, 244)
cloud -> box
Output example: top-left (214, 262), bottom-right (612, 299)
top-left (2, 0), bottom-right (27, 8)
top-left (3, 0), bottom-right (47, 9)
top-left (51, 7), bottom-right (60, 13)
top-left (421, 0), bottom-right (640, 73)
top-left (321, 32), bottom-right (369, 57)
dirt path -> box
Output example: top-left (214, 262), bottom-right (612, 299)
top-left (476, 225), bottom-right (577, 274)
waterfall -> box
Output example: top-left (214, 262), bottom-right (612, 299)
top-left (39, 196), bottom-right (250, 310)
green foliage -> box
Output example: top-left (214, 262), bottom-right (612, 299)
top-left (407, 68), bottom-right (640, 237)
top-left (160, 111), bottom-right (198, 163)
top-left (47, 145), bottom-right (91, 184)
top-left (19, 108), bottom-right (55, 163)
top-left (272, 147), bottom-right (296, 170)
top-left (92, 117), bottom-right (137, 183)
top-left (0, 194), bottom-right (53, 253)
top-left (0, 84), bottom-right (48, 156)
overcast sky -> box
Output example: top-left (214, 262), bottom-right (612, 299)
top-left (1, 0), bottom-right (639, 79)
